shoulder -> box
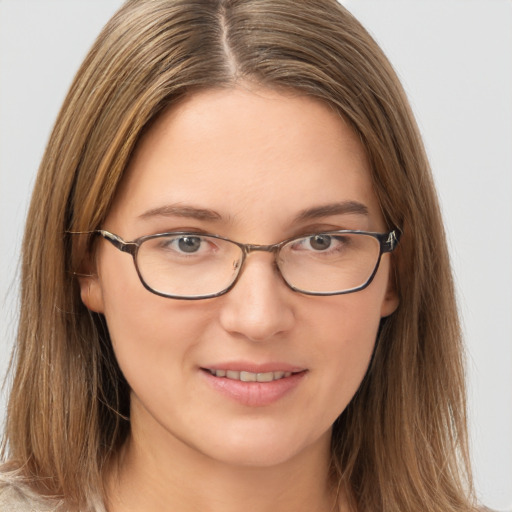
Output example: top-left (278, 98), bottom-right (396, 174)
top-left (0, 471), bottom-right (61, 512)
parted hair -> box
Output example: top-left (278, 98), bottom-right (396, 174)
top-left (2, 0), bottom-right (475, 510)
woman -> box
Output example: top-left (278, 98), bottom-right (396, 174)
top-left (0, 0), bottom-right (477, 510)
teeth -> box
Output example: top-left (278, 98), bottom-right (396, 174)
top-left (240, 371), bottom-right (256, 382)
top-left (208, 369), bottom-right (294, 382)
top-left (254, 371), bottom-right (272, 383)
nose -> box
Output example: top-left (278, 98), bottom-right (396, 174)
top-left (218, 252), bottom-right (296, 342)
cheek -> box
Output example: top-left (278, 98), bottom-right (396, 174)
top-left (98, 273), bottom-right (224, 397)
top-left (96, 252), bottom-right (201, 382)
top-left (310, 280), bottom-right (385, 356)
top-left (306, 288), bottom-right (385, 412)
top-left (101, 284), bottom-right (201, 364)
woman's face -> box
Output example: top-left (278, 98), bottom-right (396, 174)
top-left (81, 86), bottom-right (398, 469)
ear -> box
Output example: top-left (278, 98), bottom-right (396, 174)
top-left (380, 271), bottom-right (399, 318)
top-left (78, 273), bottom-right (105, 314)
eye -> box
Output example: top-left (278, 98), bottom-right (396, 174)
top-left (154, 234), bottom-right (214, 256)
top-left (307, 234), bottom-right (332, 251)
top-left (288, 233), bottom-right (350, 255)
top-left (176, 236), bottom-right (202, 253)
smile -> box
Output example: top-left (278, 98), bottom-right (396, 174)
top-left (201, 367), bottom-right (307, 406)
top-left (206, 369), bottom-right (294, 382)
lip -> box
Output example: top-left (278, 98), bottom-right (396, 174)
top-left (200, 361), bottom-right (307, 407)
top-left (203, 361), bottom-right (305, 374)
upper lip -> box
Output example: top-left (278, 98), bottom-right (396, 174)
top-left (200, 361), bottom-right (306, 373)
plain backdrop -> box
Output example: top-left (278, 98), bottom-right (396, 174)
top-left (0, 0), bottom-right (511, 509)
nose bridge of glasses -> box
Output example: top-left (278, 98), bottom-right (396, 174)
top-left (237, 243), bottom-right (282, 277)
top-left (233, 242), bottom-right (287, 290)
top-left (242, 242), bottom-right (281, 256)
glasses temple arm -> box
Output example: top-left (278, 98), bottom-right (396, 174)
top-left (382, 229), bottom-right (401, 253)
top-left (97, 230), bottom-right (136, 254)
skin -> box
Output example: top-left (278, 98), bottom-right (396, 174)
top-left (80, 85), bottom-right (399, 512)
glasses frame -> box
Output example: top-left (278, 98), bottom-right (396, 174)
top-left (84, 228), bottom-right (400, 300)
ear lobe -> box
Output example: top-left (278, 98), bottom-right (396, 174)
top-left (78, 274), bottom-right (105, 313)
top-left (380, 287), bottom-right (399, 318)
top-left (380, 267), bottom-right (399, 318)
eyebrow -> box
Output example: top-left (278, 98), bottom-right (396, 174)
top-left (294, 201), bottom-right (369, 222)
top-left (138, 204), bottom-right (222, 221)
top-left (138, 200), bottom-right (369, 224)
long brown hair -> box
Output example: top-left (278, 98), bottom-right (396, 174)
top-left (3, 0), bottom-right (475, 510)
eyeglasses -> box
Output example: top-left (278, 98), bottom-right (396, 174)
top-left (89, 228), bottom-right (400, 300)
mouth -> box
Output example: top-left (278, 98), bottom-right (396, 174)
top-left (200, 366), bottom-right (307, 406)
top-left (203, 369), bottom-right (296, 382)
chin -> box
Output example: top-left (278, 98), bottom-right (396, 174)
top-left (193, 423), bottom-right (332, 469)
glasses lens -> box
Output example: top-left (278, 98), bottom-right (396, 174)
top-left (278, 232), bottom-right (381, 294)
top-left (136, 234), bottom-right (242, 298)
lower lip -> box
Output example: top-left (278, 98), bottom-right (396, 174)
top-left (201, 369), bottom-right (307, 407)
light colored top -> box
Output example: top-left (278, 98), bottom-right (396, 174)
top-left (0, 479), bottom-right (60, 512)
top-left (0, 472), bottom-right (105, 512)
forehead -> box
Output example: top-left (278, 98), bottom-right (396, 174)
top-left (108, 86), bottom-right (384, 237)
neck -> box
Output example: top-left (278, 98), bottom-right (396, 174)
top-left (105, 408), bottom-right (347, 512)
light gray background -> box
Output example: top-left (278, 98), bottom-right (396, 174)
top-left (0, 0), bottom-right (511, 509)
